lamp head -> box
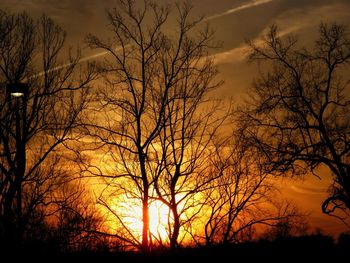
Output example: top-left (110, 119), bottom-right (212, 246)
top-left (6, 83), bottom-right (29, 97)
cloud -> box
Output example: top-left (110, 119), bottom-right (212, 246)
top-left (204, 0), bottom-right (274, 22)
top-left (290, 185), bottom-right (326, 195)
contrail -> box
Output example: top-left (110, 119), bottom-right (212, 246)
top-left (24, 48), bottom-right (117, 81)
top-left (80, 50), bottom-right (110, 62)
top-left (204, 0), bottom-right (273, 22)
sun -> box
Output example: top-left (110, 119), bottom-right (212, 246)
top-left (148, 201), bottom-right (170, 241)
top-left (108, 198), bottom-right (171, 243)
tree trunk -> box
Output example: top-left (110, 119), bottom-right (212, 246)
top-left (170, 204), bottom-right (180, 250)
top-left (140, 153), bottom-right (150, 251)
top-left (141, 192), bottom-right (149, 251)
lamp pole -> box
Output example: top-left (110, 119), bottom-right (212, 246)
top-left (6, 82), bottom-right (28, 243)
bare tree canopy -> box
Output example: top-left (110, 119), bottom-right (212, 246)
top-left (85, 0), bottom-right (223, 251)
top-left (238, 23), bottom-right (350, 220)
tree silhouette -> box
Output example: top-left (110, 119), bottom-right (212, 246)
top-left (146, 2), bottom-right (225, 249)
top-left (85, 0), bottom-right (220, 251)
top-left (196, 137), bottom-right (303, 245)
top-left (238, 23), bottom-right (350, 220)
top-left (152, 49), bottom-right (223, 248)
top-left (0, 10), bottom-right (95, 248)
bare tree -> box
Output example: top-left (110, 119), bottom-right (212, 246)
top-left (0, 10), bottom-right (95, 248)
top-left (238, 23), bottom-right (350, 221)
top-left (195, 137), bottom-right (302, 245)
top-left (152, 62), bottom-right (224, 249)
top-left (85, 0), bottom-right (220, 251)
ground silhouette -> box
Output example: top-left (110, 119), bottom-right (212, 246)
top-left (6, 233), bottom-right (350, 262)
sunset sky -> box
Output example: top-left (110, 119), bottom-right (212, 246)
top-left (1, 0), bottom-right (350, 237)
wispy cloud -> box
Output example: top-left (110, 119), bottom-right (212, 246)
top-left (204, 0), bottom-right (274, 22)
top-left (290, 185), bottom-right (326, 195)
top-left (212, 1), bottom-right (350, 65)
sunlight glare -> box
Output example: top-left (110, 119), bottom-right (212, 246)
top-left (111, 199), bottom-right (170, 243)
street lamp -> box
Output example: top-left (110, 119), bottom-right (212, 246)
top-left (6, 82), bottom-right (29, 243)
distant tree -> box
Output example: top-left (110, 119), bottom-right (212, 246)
top-left (24, 177), bottom-right (106, 253)
top-left (85, 0), bottom-right (220, 251)
top-left (238, 23), bottom-right (350, 220)
top-left (0, 10), bottom-right (95, 248)
top-left (261, 208), bottom-right (309, 241)
top-left (49, 182), bottom-right (107, 252)
top-left (196, 137), bottom-right (303, 245)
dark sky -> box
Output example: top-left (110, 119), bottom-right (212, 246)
top-left (1, 0), bottom-right (350, 236)
top-left (2, 0), bottom-right (349, 53)
top-left (1, 0), bottom-right (349, 94)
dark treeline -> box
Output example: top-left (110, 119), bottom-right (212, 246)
top-left (10, 233), bottom-right (350, 261)
top-left (1, 0), bottom-right (350, 257)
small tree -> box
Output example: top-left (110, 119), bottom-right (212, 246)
top-left (238, 23), bottom-right (350, 220)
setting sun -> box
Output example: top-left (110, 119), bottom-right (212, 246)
top-left (103, 192), bottom-right (179, 247)
top-left (123, 201), bottom-right (170, 243)
top-left (149, 202), bottom-right (170, 241)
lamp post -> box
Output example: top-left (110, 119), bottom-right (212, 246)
top-left (6, 82), bottom-right (29, 243)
